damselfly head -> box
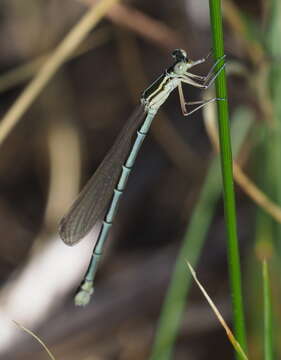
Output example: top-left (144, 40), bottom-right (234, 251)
top-left (171, 49), bottom-right (190, 74)
top-left (172, 49), bottom-right (188, 62)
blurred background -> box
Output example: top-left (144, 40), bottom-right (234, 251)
top-left (0, 0), bottom-right (280, 359)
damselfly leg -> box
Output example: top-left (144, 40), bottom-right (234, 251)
top-left (178, 82), bottom-right (224, 116)
top-left (177, 56), bottom-right (226, 116)
top-left (184, 55), bottom-right (226, 85)
top-left (199, 54), bottom-right (226, 83)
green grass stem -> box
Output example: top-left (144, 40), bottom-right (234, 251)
top-left (262, 260), bottom-right (273, 360)
top-left (209, 0), bottom-right (247, 356)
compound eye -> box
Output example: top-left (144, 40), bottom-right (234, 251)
top-left (172, 49), bottom-right (187, 61)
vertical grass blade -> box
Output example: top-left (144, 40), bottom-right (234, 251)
top-left (209, 0), bottom-right (247, 355)
top-left (262, 260), bottom-right (273, 360)
top-left (149, 108), bottom-right (253, 360)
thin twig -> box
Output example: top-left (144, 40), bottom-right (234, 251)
top-left (0, 27), bottom-right (111, 93)
top-left (0, 0), bottom-right (121, 146)
top-left (204, 103), bottom-right (281, 224)
top-left (80, 0), bottom-right (185, 50)
top-left (186, 262), bottom-right (248, 360)
top-left (13, 320), bottom-right (56, 360)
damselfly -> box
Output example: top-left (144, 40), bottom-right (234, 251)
top-left (59, 49), bottom-right (225, 306)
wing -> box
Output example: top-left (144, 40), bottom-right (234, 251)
top-left (59, 104), bottom-right (146, 246)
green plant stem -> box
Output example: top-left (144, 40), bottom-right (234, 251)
top-left (262, 260), bottom-right (273, 360)
top-left (209, 0), bottom-right (247, 356)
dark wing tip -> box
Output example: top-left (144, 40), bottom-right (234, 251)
top-left (58, 216), bottom-right (80, 246)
